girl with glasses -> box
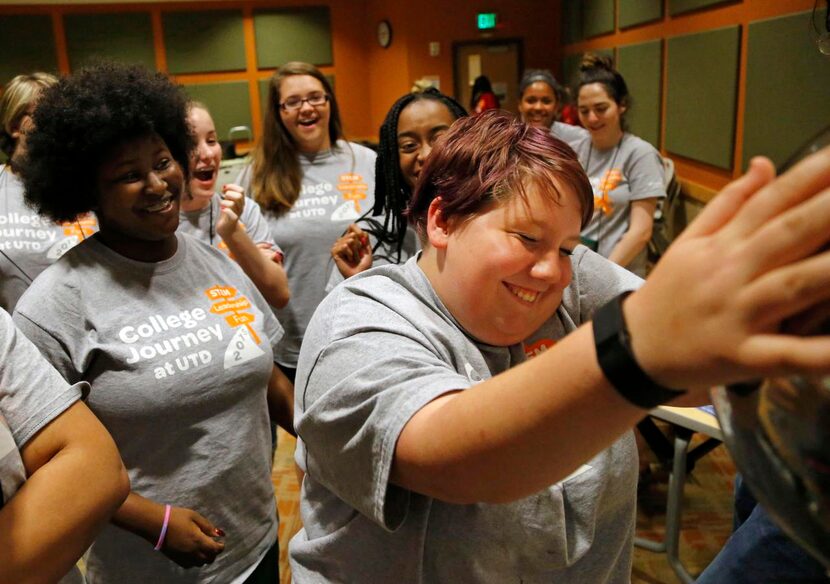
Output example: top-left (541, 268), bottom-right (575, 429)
top-left (238, 62), bottom-right (376, 382)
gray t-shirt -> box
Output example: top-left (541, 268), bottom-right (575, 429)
top-left (290, 247), bottom-right (642, 583)
top-left (14, 233), bottom-right (282, 584)
top-left (571, 133), bottom-right (666, 276)
top-left (551, 121), bottom-right (588, 147)
top-left (0, 308), bottom-right (85, 584)
top-left (0, 165), bottom-right (97, 312)
top-left (238, 140), bottom-right (377, 368)
top-left (177, 192), bottom-right (282, 257)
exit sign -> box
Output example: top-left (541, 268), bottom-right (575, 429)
top-left (477, 13), bottom-right (497, 30)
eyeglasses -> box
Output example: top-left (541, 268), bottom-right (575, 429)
top-left (279, 93), bottom-right (330, 112)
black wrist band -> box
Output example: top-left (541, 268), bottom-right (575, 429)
top-left (593, 291), bottom-right (686, 409)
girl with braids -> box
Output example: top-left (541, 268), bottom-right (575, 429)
top-left (14, 63), bottom-right (292, 583)
top-left (330, 88), bottom-right (466, 278)
top-left (571, 54), bottom-right (665, 277)
top-left (0, 73), bottom-right (98, 312)
top-left (237, 62), bottom-right (376, 381)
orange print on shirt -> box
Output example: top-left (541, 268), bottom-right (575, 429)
top-left (337, 173), bottom-right (368, 212)
top-left (594, 169), bottom-right (623, 216)
top-left (524, 339), bottom-right (556, 359)
top-left (62, 214), bottom-right (97, 238)
top-left (204, 285), bottom-right (261, 344)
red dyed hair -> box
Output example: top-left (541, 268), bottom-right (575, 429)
top-left (406, 110), bottom-right (593, 237)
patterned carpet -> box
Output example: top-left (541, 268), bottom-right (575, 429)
top-left (272, 428), bottom-right (737, 584)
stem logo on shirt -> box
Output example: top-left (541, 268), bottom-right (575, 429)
top-left (331, 173), bottom-right (368, 221)
top-left (524, 338), bottom-right (556, 359)
top-left (205, 285), bottom-right (265, 369)
top-left (591, 169), bottom-right (623, 216)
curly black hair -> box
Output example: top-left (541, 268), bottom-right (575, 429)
top-left (363, 88), bottom-right (466, 260)
top-left (20, 62), bottom-right (193, 223)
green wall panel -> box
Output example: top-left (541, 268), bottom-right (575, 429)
top-left (669, 0), bottom-right (735, 16)
top-left (64, 13), bottom-right (155, 71)
top-left (583, 0), bottom-right (615, 38)
top-left (619, 0), bottom-right (663, 29)
top-left (163, 10), bottom-right (246, 74)
top-left (562, 49), bottom-right (614, 90)
top-left (253, 7), bottom-right (332, 69)
top-left (0, 15), bottom-right (58, 85)
top-left (743, 9), bottom-right (830, 170)
top-left (665, 26), bottom-right (740, 169)
top-left (184, 82), bottom-right (252, 141)
top-left (562, 0), bottom-right (583, 45)
top-left (617, 40), bottom-right (662, 147)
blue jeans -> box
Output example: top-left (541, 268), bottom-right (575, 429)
top-left (696, 477), bottom-right (829, 584)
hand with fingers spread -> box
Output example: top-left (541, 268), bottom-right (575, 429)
top-left (331, 223), bottom-right (373, 278)
top-left (215, 184), bottom-right (247, 239)
top-left (159, 506), bottom-right (225, 569)
top-left (625, 147), bottom-right (830, 390)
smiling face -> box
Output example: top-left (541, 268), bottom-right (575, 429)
top-left (577, 82), bottom-right (625, 149)
top-left (427, 180), bottom-right (583, 346)
top-left (397, 99), bottom-right (458, 189)
top-left (278, 74), bottom-right (332, 153)
top-left (186, 106), bottom-right (222, 207)
top-left (95, 133), bottom-right (183, 261)
top-left (518, 81), bottom-right (558, 129)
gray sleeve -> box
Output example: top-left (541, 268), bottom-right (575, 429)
top-left (0, 309), bottom-right (83, 448)
top-left (13, 282), bottom-right (86, 386)
top-left (297, 307), bottom-right (470, 530)
top-left (625, 140), bottom-right (666, 202)
top-left (571, 246), bottom-right (643, 321)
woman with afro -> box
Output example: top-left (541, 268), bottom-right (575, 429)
top-left (14, 62), bottom-right (292, 583)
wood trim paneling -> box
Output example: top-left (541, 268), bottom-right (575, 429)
top-left (561, 0), bottom-right (816, 194)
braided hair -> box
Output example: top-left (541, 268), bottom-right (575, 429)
top-left (363, 88), bottom-right (466, 261)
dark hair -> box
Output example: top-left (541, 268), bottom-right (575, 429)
top-left (21, 62), bottom-right (192, 223)
top-left (519, 69), bottom-right (562, 103)
top-left (251, 62), bottom-right (343, 215)
top-left (407, 110), bottom-right (593, 239)
top-left (366, 88), bottom-right (466, 259)
top-left (576, 54), bottom-right (630, 124)
top-left (470, 75), bottom-right (495, 111)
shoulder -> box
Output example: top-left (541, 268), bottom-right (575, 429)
top-left (561, 246), bottom-right (643, 322)
top-left (622, 134), bottom-right (661, 162)
top-left (337, 140), bottom-right (377, 164)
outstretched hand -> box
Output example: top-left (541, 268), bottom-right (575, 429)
top-left (624, 147), bottom-right (830, 390)
top-left (160, 506), bottom-right (225, 569)
top-left (331, 224), bottom-right (373, 278)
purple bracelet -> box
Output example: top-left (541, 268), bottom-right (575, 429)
top-left (154, 504), bottom-right (172, 551)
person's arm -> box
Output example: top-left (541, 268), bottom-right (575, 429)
top-left (393, 150), bottom-right (830, 504)
top-left (331, 223), bottom-right (373, 278)
top-left (267, 365), bottom-right (295, 437)
top-left (0, 401), bottom-right (129, 584)
top-left (111, 491), bottom-right (225, 569)
top-left (216, 185), bottom-right (290, 308)
top-left (608, 197), bottom-right (658, 267)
